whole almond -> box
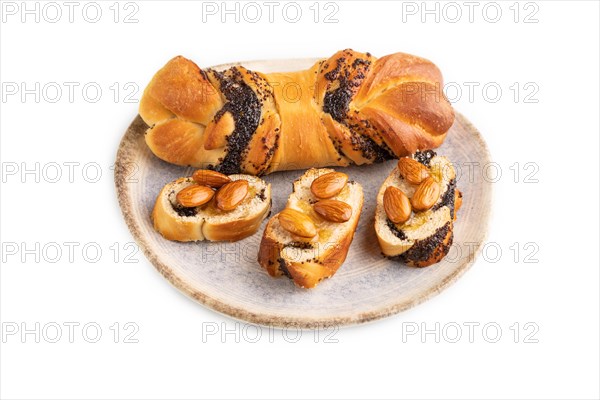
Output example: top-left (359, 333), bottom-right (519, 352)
top-left (313, 200), bottom-right (352, 223)
top-left (310, 172), bottom-right (348, 199)
top-left (192, 169), bottom-right (231, 188)
top-left (398, 157), bottom-right (430, 185)
top-left (383, 186), bottom-right (411, 224)
top-left (278, 208), bottom-right (317, 238)
top-left (176, 184), bottom-right (215, 207)
top-left (411, 177), bottom-right (441, 211)
top-left (289, 233), bottom-right (314, 243)
top-left (215, 179), bottom-right (249, 211)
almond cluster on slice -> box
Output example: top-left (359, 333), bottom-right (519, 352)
top-left (384, 158), bottom-right (442, 223)
top-left (175, 170), bottom-right (249, 212)
top-left (277, 171), bottom-right (353, 239)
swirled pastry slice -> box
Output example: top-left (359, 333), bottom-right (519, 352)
top-left (152, 173), bottom-right (271, 242)
top-left (258, 168), bottom-right (363, 288)
top-left (375, 151), bottom-right (461, 267)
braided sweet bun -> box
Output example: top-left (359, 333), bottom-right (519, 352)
top-left (139, 49), bottom-right (454, 175)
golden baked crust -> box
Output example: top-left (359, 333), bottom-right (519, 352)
top-left (258, 217), bottom-right (359, 289)
top-left (202, 205), bottom-right (270, 242)
top-left (139, 50), bottom-right (454, 174)
top-left (142, 56), bottom-right (223, 125)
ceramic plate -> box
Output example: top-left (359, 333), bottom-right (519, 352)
top-left (115, 58), bottom-right (492, 328)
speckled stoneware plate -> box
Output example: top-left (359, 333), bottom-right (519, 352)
top-left (115, 58), bottom-right (492, 328)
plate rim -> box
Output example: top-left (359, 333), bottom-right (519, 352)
top-left (115, 59), bottom-right (493, 329)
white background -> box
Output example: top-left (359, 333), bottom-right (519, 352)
top-left (1, 1), bottom-right (599, 399)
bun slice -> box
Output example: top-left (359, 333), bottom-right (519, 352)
top-left (258, 168), bottom-right (363, 288)
top-left (375, 150), bottom-right (461, 267)
top-left (152, 171), bottom-right (271, 242)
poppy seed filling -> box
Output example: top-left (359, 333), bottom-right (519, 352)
top-left (211, 68), bottom-right (262, 175)
top-left (432, 178), bottom-right (457, 219)
top-left (172, 204), bottom-right (198, 217)
top-left (397, 222), bottom-right (452, 263)
top-left (322, 54), bottom-right (392, 163)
